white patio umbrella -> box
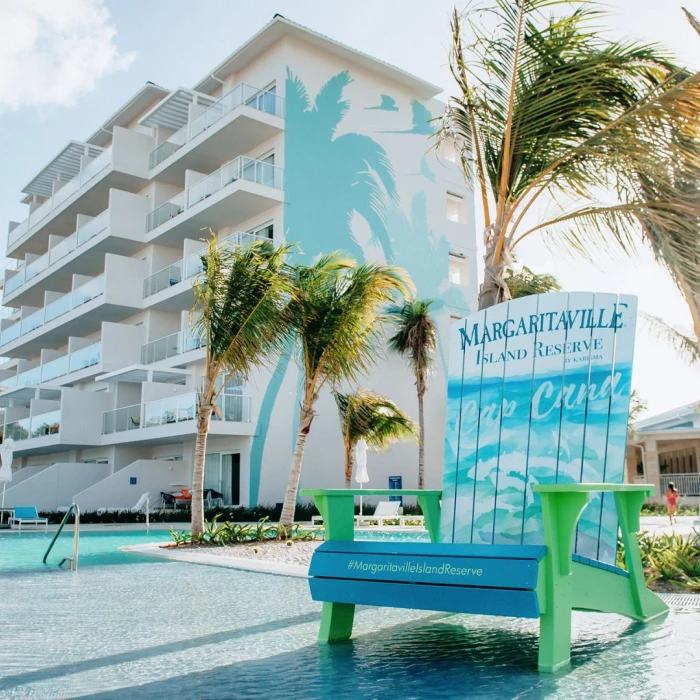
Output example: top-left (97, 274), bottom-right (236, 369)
top-left (354, 439), bottom-right (369, 520)
top-left (0, 438), bottom-right (14, 525)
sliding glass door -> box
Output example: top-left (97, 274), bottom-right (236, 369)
top-left (203, 452), bottom-right (241, 505)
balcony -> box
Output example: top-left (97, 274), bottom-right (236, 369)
top-left (145, 156), bottom-right (283, 245)
top-left (4, 409), bottom-right (61, 442)
top-left (142, 231), bottom-right (272, 301)
top-left (102, 392), bottom-right (251, 435)
top-left (7, 128), bottom-right (155, 258)
top-left (147, 84), bottom-right (284, 184)
top-left (140, 330), bottom-right (202, 365)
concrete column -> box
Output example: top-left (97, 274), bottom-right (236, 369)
top-left (643, 439), bottom-right (662, 503)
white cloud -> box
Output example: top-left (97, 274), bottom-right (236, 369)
top-left (0, 0), bottom-right (134, 112)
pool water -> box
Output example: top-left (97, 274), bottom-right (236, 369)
top-left (0, 530), bottom-right (173, 571)
top-left (0, 531), bottom-right (698, 699)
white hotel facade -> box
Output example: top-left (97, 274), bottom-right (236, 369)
top-left (0, 17), bottom-right (476, 512)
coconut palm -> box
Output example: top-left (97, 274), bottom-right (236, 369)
top-left (387, 299), bottom-right (437, 489)
top-left (439, 1), bottom-right (700, 313)
top-left (504, 266), bottom-right (562, 299)
top-left (279, 253), bottom-right (414, 528)
top-left (189, 236), bottom-right (293, 538)
top-left (334, 389), bottom-right (418, 487)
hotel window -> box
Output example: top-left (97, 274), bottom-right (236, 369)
top-left (246, 82), bottom-right (277, 115)
top-left (249, 221), bottom-right (274, 240)
top-left (446, 193), bottom-right (465, 223)
top-left (449, 253), bottom-right (468, 286)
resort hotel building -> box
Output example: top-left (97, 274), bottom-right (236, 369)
top-left (0, 16), bottom-right (476, 513)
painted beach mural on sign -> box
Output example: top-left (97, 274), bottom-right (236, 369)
top-left (441, 292), bottom-right (637, 565)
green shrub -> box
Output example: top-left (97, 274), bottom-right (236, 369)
top-left (170, 516), bottom-right (322, 546)
top-left (640, 503), bottom-right (699, 516)
top-left (617, 530), bottom-right (700, 590)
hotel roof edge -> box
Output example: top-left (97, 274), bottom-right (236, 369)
top-left (192, 14), bottom-right (443, 100)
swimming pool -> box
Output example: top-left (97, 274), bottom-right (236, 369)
top-left (0, 531), bottom-right (698, 698)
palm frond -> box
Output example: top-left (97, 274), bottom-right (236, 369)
top-left (504, 266), bottom-right (562, 298)
top-left (641, 312), bottom-right (700, 366)
top-left (191, 235), bottom-right (296, 402)
top-left (335, 389), bottom-right (418, 451)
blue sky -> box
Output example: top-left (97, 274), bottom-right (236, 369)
top-left (1, 0), bottom-right (699, 417)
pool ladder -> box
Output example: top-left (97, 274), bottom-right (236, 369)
top-left (42, 503), bottom-right (80, 571)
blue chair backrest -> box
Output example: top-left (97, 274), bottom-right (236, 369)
top-left (441, 292), bottom-right (637, 565)
top-left (13, 507), bottom-right (39, 519)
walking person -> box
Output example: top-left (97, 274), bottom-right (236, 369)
top-left (665, 482), bottom-right (681, 525)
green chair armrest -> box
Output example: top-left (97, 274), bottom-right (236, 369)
top-left (300, 489), bottom-right (442, 542)
top-left (533, 483), bottom-right (654, 496)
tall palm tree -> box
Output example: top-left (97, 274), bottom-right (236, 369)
top-left (335, 389), bottom-right (418, 487)
top-left (189, 236), bottom-right (293, 538)
top-left (641, 312), bottom-right (699, 366)
top-left (387, 299), bottom-right (437, 489)
top-left (440, 1), bottom-right (700, 312)
top-left (279, 253), bottom-right (414, 527)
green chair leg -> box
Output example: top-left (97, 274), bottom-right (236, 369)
top-left (319, 602), bottom-right (355, 643)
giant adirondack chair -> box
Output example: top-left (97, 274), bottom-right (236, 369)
top-left (301, 293), bottom-right (668, 672)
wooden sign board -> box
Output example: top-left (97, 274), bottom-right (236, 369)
top-left (441, 292), bottom-right (637, 565)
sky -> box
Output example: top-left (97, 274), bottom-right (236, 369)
top-left (0, 0), bottom-right (699, 419)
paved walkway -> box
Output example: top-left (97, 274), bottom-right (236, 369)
top-left (640, 515), bottom-right (698, 537)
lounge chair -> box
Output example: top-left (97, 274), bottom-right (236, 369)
top-left (356, 500), bottom-right (399, 526)
top-left (302, 292), bottom-right (668, 673)
top-left (9, 506), bottom-right (48, 531)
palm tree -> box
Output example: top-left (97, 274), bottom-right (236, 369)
top-left (504, 267), bottom-right (562, 299)
top-left (189, 236), bottom-right (293, 538)
top-left (334, 389), bottom-right (418, 487)
top-left (641, 312), bottom-right (699, 366)
top-left (279, 253), bottom-right (414, 528)
top-left (387, 299), bottom-right (437, 489)
top-left (439, 1), bottom-right (700, 312)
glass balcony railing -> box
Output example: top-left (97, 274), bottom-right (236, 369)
top-left (4, 210), bottom-right (109, 299)
top-left (140, 329), bottom-right (203, 364)
top-left (4, 409), bottom-right (61, 442)
top-left (145, 155), bottom-right (283, 234)
top-left (142, 231), bottom-right (272, 298)
top-left (149, 83), bottom-right (285, 169)
top-left (0, 275), bottom-right (104, 347)
top-left (0, 341), bottom-right (102, 389)
top-left (8, 149), bottom-right (112, 247)
top-left (102, 392), bottom-right (251, 435)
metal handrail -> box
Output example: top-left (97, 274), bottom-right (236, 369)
top-left (42, 502), bottom-right (80, 569)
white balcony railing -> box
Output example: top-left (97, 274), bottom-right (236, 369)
top-left (102, 392), bottom-right (251, 434)
top-left (660, 473), bottom-right (700, 496)
top-left (142, 231), bottom-right (273, 298)
top-left (0, 275), bottom-right (104, 347)
top-left (140, 329), bottom-right (203, 364)
top-left (145, 155), bottom-right (283, 233)
top-left (0, 341), bottom-right (101, 389)
top-left (149, 84), bottom-right (285, 169)
top-left (8, 149), bottom-right (112, 247)
top-left (4, 210), bottom-right (108, 297)
top-left (4, 409), bottom-right (61, 442)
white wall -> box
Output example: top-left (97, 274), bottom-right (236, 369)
top-left (73, 459), bottom-right (190, 510)
top-left (3, 463), bottom-right (111, 510)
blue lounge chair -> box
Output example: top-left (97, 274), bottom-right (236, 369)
top-left (10, 506), bottom-right (48, 531)
top-left (302, 292), bottom-right (668, 672)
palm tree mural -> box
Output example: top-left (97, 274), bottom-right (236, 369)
top-left (249, 68), bottom-right (402, 505)
top-left (284, 68), bottom-right (399, 263)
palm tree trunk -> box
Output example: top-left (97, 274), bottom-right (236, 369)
top-left (479, 225), bottom-right (511, 310)
top-left (280, 403), bottom-right (315, 528)
top-left (344, 448), bottom-right (355, 488)
top-left (418, 390), bottom-right (425, 489)
top-left (191, 403), bottom-right (213, 538)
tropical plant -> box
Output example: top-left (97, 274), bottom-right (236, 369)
top-left (439, 1), bottom-right (700, 313)
top-left (189, 236), bottom-right (293, 538)
top-left (641, 312), bottom-right (699, 366)
top-left (627, 389), bottom-right (648, 441)
top-left (334, 389), bottom-right (418, 487)
top-left (279, 253), bottom-right (414, 528)
top-left (387, 299), bottom-right (437, 488)
top-left (504, 266), bottom-right (562, 299)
